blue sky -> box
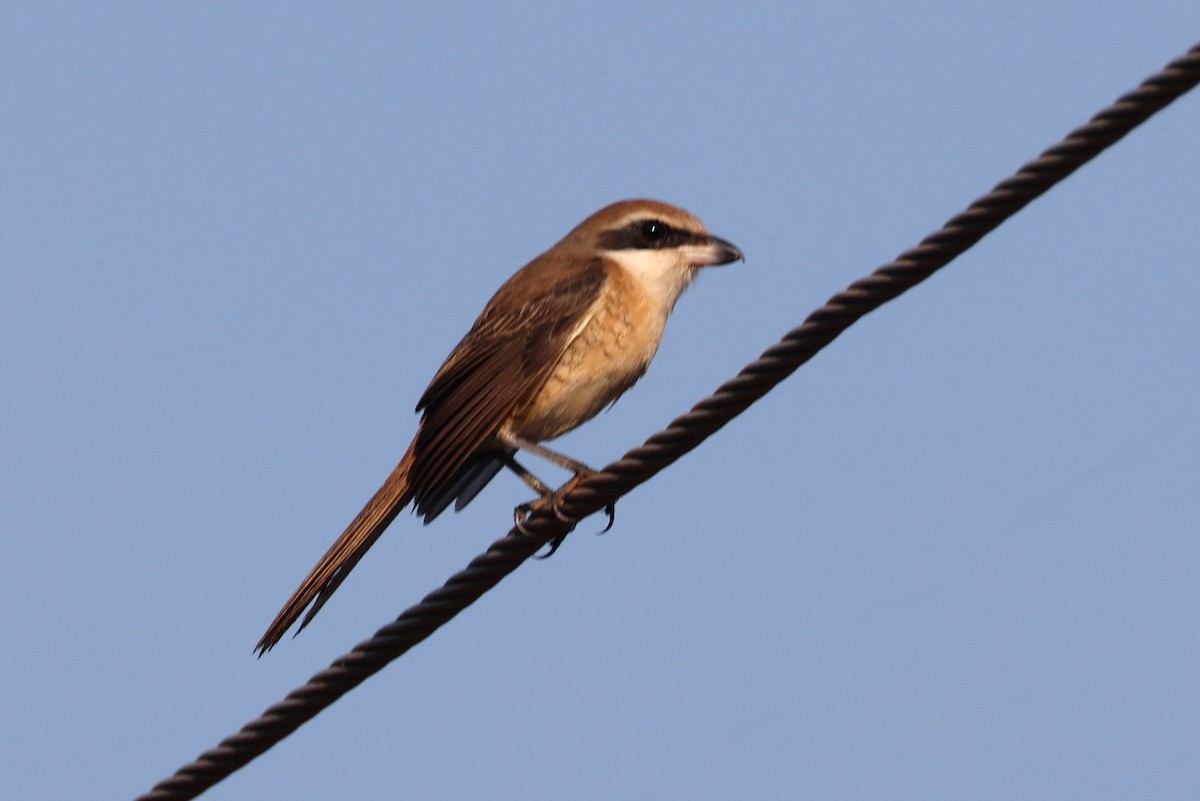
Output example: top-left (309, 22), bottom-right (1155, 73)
top-left (3, 5), bottom-right (1199, 800)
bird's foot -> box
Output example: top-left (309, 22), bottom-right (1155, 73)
top-left (512, 473), bottom-right (617, 557)
top-left (513, 489), bottom-right (576, 557)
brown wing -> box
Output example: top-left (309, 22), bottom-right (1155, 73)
top-left (407, 256), bottom-right (608, 517)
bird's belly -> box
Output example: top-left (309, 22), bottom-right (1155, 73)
top-left (508, 288), bottom-right (667, 443)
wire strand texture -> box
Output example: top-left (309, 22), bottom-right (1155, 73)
top-left (137, 42), bottom-right (1200, 801)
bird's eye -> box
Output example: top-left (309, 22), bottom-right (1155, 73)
top-left (638, 219), bottom-right (669, 245)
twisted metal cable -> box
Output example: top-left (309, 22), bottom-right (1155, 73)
top-left (137, 42), bottom-right (1200, 801)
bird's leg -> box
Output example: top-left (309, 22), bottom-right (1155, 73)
top-left (498, 451), bottom-right (556, 497)
top-left (499, 435), bottom-right (617, 549)
top-left (501, 434), bottom-right (598, 476)
top-left (501, 452), bottom-right (571, 520)
top-left (505, 466), bottom-right (570, 558)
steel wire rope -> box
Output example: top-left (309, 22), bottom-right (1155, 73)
top-left (136, 41), bottom-right (1200, 801)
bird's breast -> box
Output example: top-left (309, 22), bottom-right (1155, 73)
top-left (506, 265), bottom-right (669, 443)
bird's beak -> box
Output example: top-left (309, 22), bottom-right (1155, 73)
top-left (684, 234), bottom-right (744, 267)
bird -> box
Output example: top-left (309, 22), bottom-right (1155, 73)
top-left (256, 199), bottom-right (742, 654)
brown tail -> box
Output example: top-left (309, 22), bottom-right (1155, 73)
top-left (255, 443), bottom-right (417, 655)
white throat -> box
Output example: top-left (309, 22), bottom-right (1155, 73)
top-left (606, 249), bottom-right (697, 314)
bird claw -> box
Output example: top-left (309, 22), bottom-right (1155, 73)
top-left (513, 503), bottom-right (535, 536)
top-left (513, 487), bottom-right (616, 557)
top-left (514, 489), bottom-right (576, 525)
top-left (514, 490), bottom-right (578, 558)
top-left (599, 502), bottom-right (616, 534)
top-left (535, 532), bottom-right (570, 559)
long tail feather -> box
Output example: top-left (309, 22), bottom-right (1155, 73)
top-left (255, 443), bottom-right (417, 655)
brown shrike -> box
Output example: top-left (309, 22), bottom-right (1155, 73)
top-left (256, 199), bottom-right (742, 653)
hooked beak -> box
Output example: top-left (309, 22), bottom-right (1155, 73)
top-left (685, 234), bottom-right (744, 267)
